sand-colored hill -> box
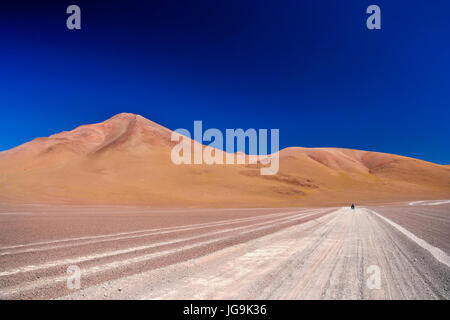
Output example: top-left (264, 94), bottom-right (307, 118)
top-left (0, 113), bottom-right (449, 207)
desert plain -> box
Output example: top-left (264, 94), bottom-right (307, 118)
top-left (0, 113), bottom-right (449, 299)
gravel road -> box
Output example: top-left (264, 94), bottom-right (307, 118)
top-left (0, 203), bottom-right (449, 299)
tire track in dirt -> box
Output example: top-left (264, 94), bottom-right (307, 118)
top-left (57, 207), bottom-right (450, 300)
top-left (0, 208), bottom-right (332, 299)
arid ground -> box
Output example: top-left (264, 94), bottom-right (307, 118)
top-left (0, 200), bottom-right (449, 300)
top-left (0, 113), bottom-right (449, 299)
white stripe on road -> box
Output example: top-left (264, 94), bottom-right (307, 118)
top-left (409, 200), bottom-right (450, 206)
top-left (423, 200), bottom-right (450, 206)
top-left (367, 208), bottom-right (450, 268)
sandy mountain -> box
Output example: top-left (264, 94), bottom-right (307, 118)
top-left (0, 113), bottom-right (449, 207)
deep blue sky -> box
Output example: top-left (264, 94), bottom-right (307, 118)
top-left (0, 1), bottom-right (449, 163)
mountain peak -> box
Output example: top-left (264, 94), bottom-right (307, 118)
top-left (104, 113), bottom-right (167, 129)
top-left (109, 112), bottom-right (139, 120)
top-left (0, 112), bottom-right (174, 161)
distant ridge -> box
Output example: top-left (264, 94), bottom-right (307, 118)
top-left (0, 113), bottom-right (449, 206)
